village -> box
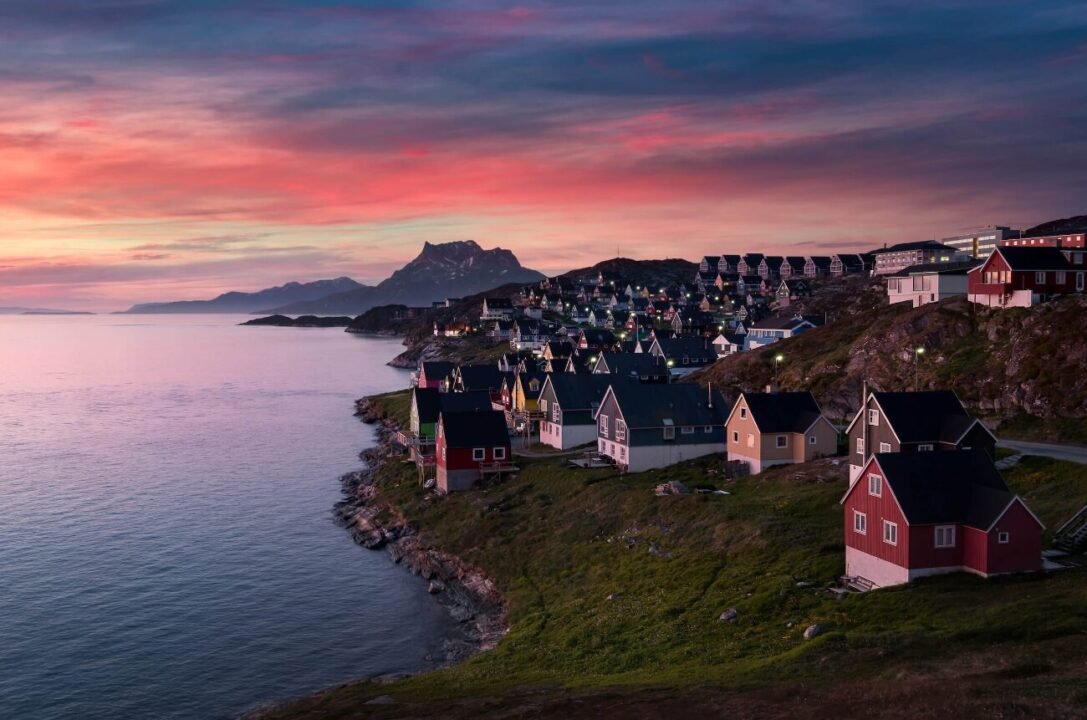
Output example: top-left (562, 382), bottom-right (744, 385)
top-left (386, 222), bottom-right (1087, 594)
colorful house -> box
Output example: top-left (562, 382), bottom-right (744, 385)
top-left (436, 410), bottom-right (513, 493)
top-left (967, 246), bottom-right (1083, 308)
top-left (841, 451), bottom-right (1043, 588)
top-left (724, 392), bottom-right (838, 474)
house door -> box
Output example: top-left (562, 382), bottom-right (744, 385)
top-left (1078, 272), bottom-right (1084, 292)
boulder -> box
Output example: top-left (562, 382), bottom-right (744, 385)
top-left (719, 608), bottom-right (739, 623)
top-left (803, 623), bottom-right (823, 640)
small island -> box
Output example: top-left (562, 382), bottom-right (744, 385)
top-left (241, 315), bottom-right (354, 328)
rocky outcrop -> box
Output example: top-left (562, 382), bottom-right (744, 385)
top-left (241, 315), bottom-right (353, 328)
top-left (334, 412), bottom-right (508, 663)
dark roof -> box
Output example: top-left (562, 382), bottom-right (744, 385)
top-left (783, 256), bottom-right (806, 270)
top-left (484, 297), bottom-right (514, 308)
top-left (874, 241), bottom-right (958, 254)
top-left (742, 253), bottom-right (765, 264)
top-left (739, 392), bottom-right (825, 433)
top-left (421, 361), bottom-right (456, 380)
top-left (873, 450), bottom-right (1018, 528)
top-left (888, 260), bottom-right (981, 277)
top-left (761, 256), bottom-right (784, 269)
top-left (542, 373), bottom-right (615, 410)
top-left (440, 410), bottom-right (509, 447)
top-left (994, 246), bottom-right (1072, 271)
top-left (457, 364), bottom-right (503, 390)
top-left (807, 255), bottom-right (832, 266)
top-left (749, 315), bottom-right (814, 331)
top-left (608, 383), bottom-right (728, 428)
top-left (871, 391), bottom-right (976, 444)
top-left (413, 388), bottom-right (442, 424)
top-left (440, 391), bottom-right (495, 415)
top-left (654, 337), bottom-right (716, 361)
top-left (516, 371), bottom-right (548, 399)
top-left (580, 328), bottom-right (616, 344)
top-left (596, 352), bottom-right (668, 379)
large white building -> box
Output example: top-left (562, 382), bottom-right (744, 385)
top-left (940, 226), bottom-right (1018, 259)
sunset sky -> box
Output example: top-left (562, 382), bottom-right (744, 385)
top-left (2, 1), bottom-right (1086, 309)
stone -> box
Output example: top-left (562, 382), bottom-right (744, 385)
top-left (803, 623), bottom-right (823, 640)
top-left (719, 608), bottom-right (739, 623)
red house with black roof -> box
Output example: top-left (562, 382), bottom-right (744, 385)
top-left (841, 450), bottom-right (1043, 588)
top-left (967, 246), bottom-right (1084, 308)
top-left (436, 410), bottom-right (513, 493)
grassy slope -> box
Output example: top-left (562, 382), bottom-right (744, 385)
top-left (265, 392), bottom-right (1087, 719)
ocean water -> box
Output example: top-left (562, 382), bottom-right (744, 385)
top-left (0, 315), bottom-right (453, 720)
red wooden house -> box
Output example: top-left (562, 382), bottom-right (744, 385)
top-left (841, 450), bottom-right (1043, 588)
top-left (435, 410), bottom-right (514, 493)
top-left (967, 246), bottom-right (1084, 308)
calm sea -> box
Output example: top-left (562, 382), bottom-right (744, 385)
top-left (0, 315), bottom-right (453, 720)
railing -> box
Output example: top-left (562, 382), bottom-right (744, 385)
top-left (478, 461), bottom-right (518, 474)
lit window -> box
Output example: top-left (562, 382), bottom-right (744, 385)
top-left (854, 511), bottom-right (867, 535)
top-left (934, 525), bottom-right (955, 548)
top-left (883, 520), bottom-right (898, 546)
top-left (868, 474), bottom-right (882, 497)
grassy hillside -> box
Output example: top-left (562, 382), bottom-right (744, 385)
top-left (696, 290), bottom-right (1087, 442)
top-left (261, 394), bottom-right (1087, 719)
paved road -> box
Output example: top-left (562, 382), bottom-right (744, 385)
top-left (998, 440), bottom-right (1087, 465)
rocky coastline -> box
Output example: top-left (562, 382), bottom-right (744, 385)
top-left (334, 397), bottom-right (508, 664)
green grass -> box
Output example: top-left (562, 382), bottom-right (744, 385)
top-left (368, 390), bottom-right (412, 428)
top-left (262, 439), bottom-right (1087, 718)
top-left (998, 414), bottom-right (1087, 445)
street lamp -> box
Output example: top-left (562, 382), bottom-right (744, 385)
top-left (914, 347), bottom-right (925, 391)
top-left (774, 353), bottom-right (784, 385)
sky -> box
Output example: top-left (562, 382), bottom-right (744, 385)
top-left (1, 1), bottom-right (1085, 310)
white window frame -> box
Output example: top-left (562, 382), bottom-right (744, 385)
top-left (616, 420), bottom-right (627, 442)
top-left (868, 409), bottom-right (879, 425)
top-left (663, 426), bottom-right (676, 440)
top-left (599, 414), bottom-right (609, 435)
top-left (883, 520), bottom-right (898, 546)
top-left (934, 525), bottom-right (956, 548)
top-left (1035, 271), bottom-right (1046, 283)
top-left (868, 473), bottom-right (882, 497)
top-left (808, 435), bottom-right (817, 445)
top-left (493, 447), bottom-right (507, 461)
top-left (472, 447), bottom-right (486, 461)
top-left (703, 426), bottom-right (713, 433)
top-left (856, 438), bottom-right (865, 455)
top-left (732, 430), bottom-right (739, 444)
top-left (879, 442), bottom-right (892, 453)
top-left (854, 511), bottom-right (867, 535)
top-left (776, 435), bottom-right (788, 448)
top-left (998, 531), bottom-right (1010, 544)
top-left (1056, 271), bottom-right (1066, 284)
top-left (740, 407), bottom-right (747, 419)
top-left (681, 426), bottom-right (695, 435)
top-left (918, 443), bottom-right (934, 451)
top-left (552, 403), bottom-right (561, 423)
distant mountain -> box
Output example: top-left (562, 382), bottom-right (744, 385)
top-left (0, 306), bottom-right (91, 315)
top-left (123, 277), bottom-right (366, 314)
top-left (267, 241), bottom-right (545, 314)
top-left (1023, 213), bottom-right (1087, 238)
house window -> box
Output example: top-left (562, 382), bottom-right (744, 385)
top-left (552, 404), bottom-right (561, 423)
top-left (868, 474), bottom-right (882, 497)
top-left (472, 448), bottom-right (486, 461)
top-left (809, 435), bottom-right (817, 445)
top-left (1035, 271), bottom-right (1046, 284)
top-left (854, 511), bottom-right (867, 535)
top-left (493, 447), bottom-right (507, 461)
top-left (868, 409), bottom-right (879, 425)
top-left (934, 525), bottom-right (956, 548)
top-left (599, 415), bottom-right (609, 435)
top-left (619, 446), bottom-right (626, 460)
top-left (1056, 271), bottom-right (1066, 284)
top-left (663, 426), bottom-right (676, 440)
top-left (703, 426), bottom-right (713, 433)
top-left (883, 520), bottom-right (898, 546)
top-left (856, 438), bottom-right (865, 455)
top-left (616, 420), bottom-right (627, 442)
top-left (879, 442), bottom-right (891, 453)
top-left (441, 447), bottom-right (447, 462)
top-left (998, 531), bottom-right (1010, 544)
top-left (732, 431), bottom-right (739, 443)
top-left (918, 443), bottom-right (934, 451)
top-left (776, 435), bottom-right (788, 448)
top-left (740, 407), bottom-right (747, 419)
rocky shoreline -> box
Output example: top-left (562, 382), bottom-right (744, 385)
top-left (333, 398), bottom-right (508, 664)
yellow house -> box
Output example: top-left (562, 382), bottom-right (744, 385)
top-left (514, 372), bottom-right (547, 415)
top-left (725, 391), bottom-right (838, 474)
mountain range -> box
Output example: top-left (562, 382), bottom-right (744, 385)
top-left (122, 241), bottom-right (544, 315)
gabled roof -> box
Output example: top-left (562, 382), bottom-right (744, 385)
top-left (457, 364), bottom-right (504, 390)
top-left (865, 451), bottom-right (1040, 530)
top-left (603, 383), bottom-right (728, 428)
top-left (595, 352), bottom-right (668, 379)
top-left (412, 387), bottom-right (442, 424)
top-left (806, 255), bottom-right (832, 267)
top-left (761, 256), bottom-right (784, 269)
top-left (856, 391), bottom-right (986, 444)
top-left (420, 361), bottom-right (457, 380)
top-left (540, 373), bottom-right (615, 411)
top-left (439, 410), bottom-right (510, 447)
top-left (887, 260), bottom-right (981, 277)
top-left (579, 328), bottom-right (616, 344)
top-left (483, 297), bottom-right (514, 308)
top-left (441, 391), bottom-right (495, 415)
top-left (749, 315), bottom-right (814, 331)
top-left (992, 246), bottom-right (1072, 271)
top-left (653, 337), bottom-right (716, 361)
top-left (731, 392), bottom-right (826, 434)
top-left (516, 371), bottom-right (548, 399)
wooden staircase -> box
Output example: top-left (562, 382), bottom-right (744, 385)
top-left (1054, 503), bottom-right (1087, 553)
